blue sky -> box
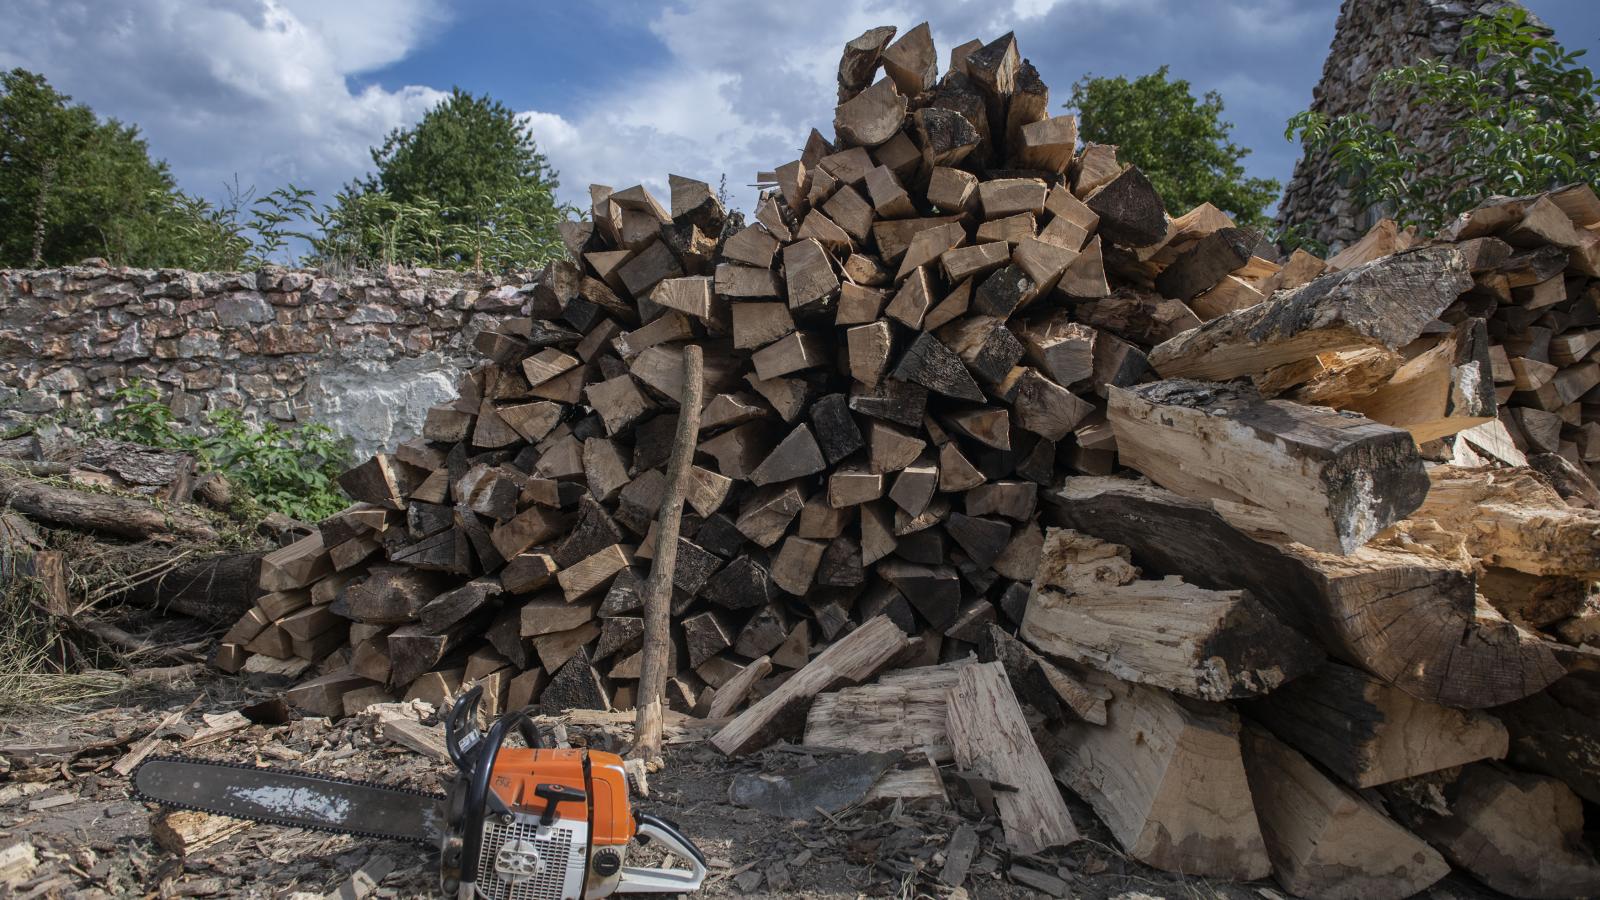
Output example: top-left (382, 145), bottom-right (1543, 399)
top-left (3, 0), bottom-right (1598, 221)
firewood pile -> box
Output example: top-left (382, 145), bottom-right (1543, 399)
top-left (220, 22), bottom-right (1600, 898)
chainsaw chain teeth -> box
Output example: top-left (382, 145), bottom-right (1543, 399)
top-left (131, 754), bottom-right (447, 846)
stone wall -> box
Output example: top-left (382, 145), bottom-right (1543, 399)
top-left (0, 265), bottom-right (538, 456)
top-left (1276, 0), bottom-right (1540, 252)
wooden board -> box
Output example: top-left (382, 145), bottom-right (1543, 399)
top-left (946, 661), bottom-right (1079, 854)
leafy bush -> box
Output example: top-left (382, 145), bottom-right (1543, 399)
top-left (1286, 7), bottom-right (1600, 230)
top-left (98, 382), bottom-right (351, 522)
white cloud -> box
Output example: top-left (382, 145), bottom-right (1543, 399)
top-left (0, 0), bottom-right (448, 206)
top-left (513, 0), bottom-right (1191, 215)
top-left (1, 0), bottom-right (1353, 232)
top-left (518, 1), bottom-right (1025, 214)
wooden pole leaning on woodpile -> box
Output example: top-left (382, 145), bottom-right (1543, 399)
top-left (633, 344), bottom-right (703, 762)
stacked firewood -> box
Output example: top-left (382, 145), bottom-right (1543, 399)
top-left (219, 21), bottom-right (1600, 898)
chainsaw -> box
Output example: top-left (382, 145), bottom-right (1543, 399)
top-left (132, 686), bottom-right (707, 900)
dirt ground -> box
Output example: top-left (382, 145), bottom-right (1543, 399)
top-left (1, 671), bottom-right (1503, 900)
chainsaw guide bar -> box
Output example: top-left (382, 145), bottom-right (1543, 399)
top-left (132, 755), bottom-right (447, 845)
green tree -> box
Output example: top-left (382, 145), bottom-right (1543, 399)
top-left (1069, 66), bottom-right (1281, 227)
top-left (1287, 7), bottom-right (1600, 231)
top-left (0, 69), bottom-right (187, 266)
top-left (326, 88), bottom-right (572, 269)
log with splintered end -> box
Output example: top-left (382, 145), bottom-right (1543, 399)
top-left (1110, 379), bottom-right (1428, 555)
top-left (1049, 477), bottom-right (1566, 708)
top-left (837, 26), bottom-right (895, 96)
top-left (1148, 246), bottom-right (1473, 381)
top-left (1402, 465), bottom-right (1600, 579)
top-left (946, 661), bottom-right (1080, 854)
top-left (1022, 529), bottom-right (1321, 701)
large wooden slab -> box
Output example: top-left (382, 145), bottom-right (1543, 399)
top-left (1110, 379), bottom-right (1427, 554)
top-left (1048, 477), bottom-right (1564, 708)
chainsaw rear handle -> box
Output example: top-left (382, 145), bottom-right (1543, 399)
top-left (620, 813), bottom-right (708, 893)
top-left (444, 685), bottom-right (543, 772)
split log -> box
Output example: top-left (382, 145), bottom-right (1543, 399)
top-left (711, 614), bottom-right (908, 756)
top-left (1148, 247), bottom-right (1472, 381)
top-left (1054, 673), bottom-right (1271, 879)
top-left (1383, 764), bottom-right (1600, 899)
top-left (834, 78), bottom-right (907, 148)
top-left (1239, 726), bottom-right (1449, 900)
top-left (1246, 661), bottom-right (1508, 788)
top-left (1495, 672), bottom-right (1600, 804)
top-left (976, 625), bottom-right (1108, 724)
top-left (1402, 465), bottom-right (1600, 578)
top-left (1346, 319), bottom-right (1496, 442)
top-left (1084, 166), bottom-right (1167, 247)
top-left (1110, 379), bottom-right (1428, 554)
top-left (1154, 227), bottom-right (1257, 301)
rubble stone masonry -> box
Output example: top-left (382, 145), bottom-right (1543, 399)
top-left (0, 265), bottom-right (537, 455)
top-left (1276, 0), bottom-right (1541, 252)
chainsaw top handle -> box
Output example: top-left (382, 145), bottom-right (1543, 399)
top-left (444, 686), bottom-right (562, 889)
top-left (444, 685), bottom-right (544, 772)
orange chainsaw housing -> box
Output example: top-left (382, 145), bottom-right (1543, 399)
top-left (487, 748), bottom-right (634, 847)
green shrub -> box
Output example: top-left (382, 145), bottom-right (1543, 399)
top-left (96, 382), bottom-right (351, 522)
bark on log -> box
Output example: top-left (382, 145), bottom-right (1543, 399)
top-left (0, 475), bottom-right (219, 542)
